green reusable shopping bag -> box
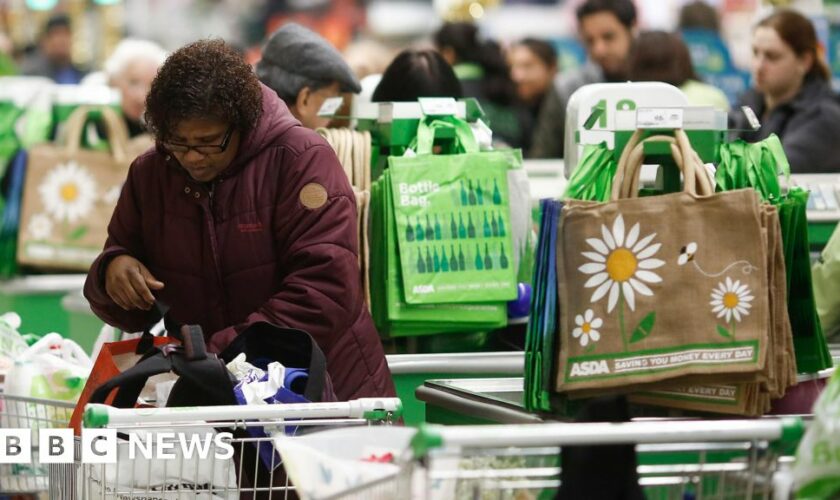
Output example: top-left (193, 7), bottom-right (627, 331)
top-left (369, 172), bottom-right (506, 338)
top-left (387, 118), bottom-right (519, 305)
top-left (716, 135), bottom-right (831, 373)
top-left (563, 142), bottom-right (617, 202)
top-left (0, 78), bottom-right (54, 278)
top-left (812, 224), bottom-right (840, 339)
top-left (388, 154), bottom-right (518, 304)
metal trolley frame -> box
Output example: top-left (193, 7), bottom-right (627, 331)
top-left (328, 417), bottom-right (805, 499)
top-left (0, 392), bottom-right (76, 496)
top-left (0, 396), bottom-right (399, 500)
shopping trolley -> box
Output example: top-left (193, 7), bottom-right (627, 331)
top-left (326, 417), bottom-right (805, 500)
top-left (50, 397), bottom-right (402, 499)
top-left (0, 392), bottom-right (75, 495)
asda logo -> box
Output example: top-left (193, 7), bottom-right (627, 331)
top-left (569, 360), bottom-right (610, 377)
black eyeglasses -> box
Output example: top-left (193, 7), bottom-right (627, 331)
top-left (164, 126), bottom-right (234, 155)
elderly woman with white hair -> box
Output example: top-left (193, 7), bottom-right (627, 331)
top-left (85, 38), bottom-right (167, 137)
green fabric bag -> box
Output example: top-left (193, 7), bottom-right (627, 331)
top-left (388, 149), bottom-right (518, 304)
top-left (812, 225), bottom-right (840, 339)
top-left (369, 167), bottom-right (507, 338)
top-left (716, 134), bottom-right (831, 373)
top-left (0, 78), bottom-right (54, 278)
top-left (563, 142), bottom-right (617, 202)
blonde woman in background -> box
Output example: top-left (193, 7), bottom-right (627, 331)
top-left (84, 39), bottom-right (167, 137)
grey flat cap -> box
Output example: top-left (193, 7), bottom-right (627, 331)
top-left (256, 23), bottom-right (361, 99)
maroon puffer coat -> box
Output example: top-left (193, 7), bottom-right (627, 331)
top-left (84, 84), bottom-right (395, 401)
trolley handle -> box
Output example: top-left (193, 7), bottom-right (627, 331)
top-left (84, 397), bottom-right (402, 428)
top-left (410, 418), bottom-right (806, 458)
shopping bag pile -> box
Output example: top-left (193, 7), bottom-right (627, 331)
top-left (17, 105), bottom-right (151, 271)
top-left (0, 329), bottom-right (91, 491)
top-left (316, 128), bottom-right (374, 305)
top-left (369, 115), bottom-right (530, 337)
top-left (716, 134), bottom-right (832, 373)
top-left (526, 130), bottom-right (802, 416)
top-left (0, 77), bottom-right (54, 277)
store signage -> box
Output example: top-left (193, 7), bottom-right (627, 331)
top-left (419, 97), bottom-right (458, 116)
top-left (636, 108), bottom-right (685, 129)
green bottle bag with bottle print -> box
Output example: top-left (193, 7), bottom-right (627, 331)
top-left (387, 117), bottom-right (519, 305)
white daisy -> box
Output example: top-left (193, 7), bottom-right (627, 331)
top-left (38, 161), bottom-right (97, 224)
top-left (102, 185), bottom-right (122, 205)
top-left (578, 214), bottom-right (664, 313)
top-left (710, 277), bottom-right (754, 323)
top-left (27, 214), bottom-right (53, 240)
top-left (572, 309), bottom-right (602, 347)
top-left (678, 242), bottom-right (697, 266)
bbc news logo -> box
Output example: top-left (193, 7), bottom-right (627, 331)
top-left (0, 429), bottom-right (234, 464)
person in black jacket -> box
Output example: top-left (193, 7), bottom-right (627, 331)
top-left (731, 9), bottom-right (840, 173)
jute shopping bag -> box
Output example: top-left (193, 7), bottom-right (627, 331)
top-left (18, 106), bottom-right (150, 271)
top-left (629, 202), bottom-right (794, 416)
top-left (556, 130), bottom-right (769, 394)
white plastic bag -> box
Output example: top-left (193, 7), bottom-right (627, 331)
top-left (0, 312), bottom-right (29, 380)
top-left (1, 332), bottom-right (91, 491)
top-left (274, 426), bottom-right (414, 499)
top-left (87, 426), bottom-right (237, 500)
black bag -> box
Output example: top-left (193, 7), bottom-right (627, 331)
top-left (89, 323), bottom-right (237, 408)
top-left (218, 321), bottom-right (336, 403)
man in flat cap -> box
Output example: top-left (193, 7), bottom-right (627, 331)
top-left (256, 23), bottom-right (361, 129)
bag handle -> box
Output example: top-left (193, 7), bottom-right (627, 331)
top-left (621, 131), bottom-right (713, 199)
top-left (90, 325), bottom-right (234, 409)
top-left (218, 322), bottom-right (328, 403)
top-left (414, 115), bottom-right (479, 155)
top-left (63, 105), bottom-right (131, 165)
top-left (134, 300), bottom-right (181, 354)
top-left (611, 129), bottom-right (711, 201)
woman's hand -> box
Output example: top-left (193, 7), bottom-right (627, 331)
top-left (105, 255), bottom-right (165, 311)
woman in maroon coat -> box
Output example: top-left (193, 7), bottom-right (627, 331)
top-left (83, 39), bottom-right (395, 401)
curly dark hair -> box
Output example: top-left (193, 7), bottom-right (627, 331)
top-left (144, 39), bottom-right (262, 142)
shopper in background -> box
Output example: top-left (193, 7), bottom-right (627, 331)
top-left (83, 39), bottom-right (395, 401)
top-left (628, 31), bottom-right (729, 111)
top-left (83, 39), bottom-right (167, 137)
top-left (20, 14), bottom-right (87, 84)
top-left (677, 0), bottom-right (721, 33)
top-left (256, 22), bottom-right (361, 130)
top-left (434, 22), bottom-right (530, 149)
top-left (372, 49), bottom-right (462, 102)
top-left (529, 0), bottom-right (636, 158)
top-left (508, 38), bottom-right (559, 156)
top-left (731, 9), bottom-right (840, 173)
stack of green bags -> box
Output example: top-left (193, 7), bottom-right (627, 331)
top-left (0, 77), bottom-right (54, 278)
top-left (716, 134), bottom-right (832, 373)
top-left (369, 115), bottom-right (524, 338)
top-left (523, 135), bottom-right (832, 415)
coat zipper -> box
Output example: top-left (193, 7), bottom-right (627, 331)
top-left (203, 181), bottom-right (231, 326)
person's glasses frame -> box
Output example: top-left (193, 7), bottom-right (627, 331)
top-left (164, 125), bottom-right (234, 155)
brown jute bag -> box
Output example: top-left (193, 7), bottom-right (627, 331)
top-left (629, 182), bottom-right (796, 416)
top-left (18, 106), bottom-right (151, 271)
top-left (556, 130), bottom-right (769, 394)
